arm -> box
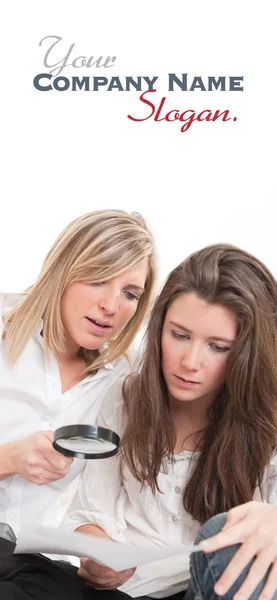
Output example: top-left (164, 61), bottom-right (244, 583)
top-left (76, 524), bottom-right (109, 539)
top-left (0, 441), bottom-right (19, 480)
top-left (63, 377), bottom-right (136, 589)
top-left (76, 522), bottom-right (136, 589)
top-left (63, 377), bottom-right (128, 541)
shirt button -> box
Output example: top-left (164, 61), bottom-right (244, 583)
top-left (172, 515), bottom-right (179, 523)
top-left (175, 486), bottom-right (181, 494)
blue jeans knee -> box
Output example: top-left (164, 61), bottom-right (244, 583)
top-left (186, 513), bottom-right (277, 600)
top-left (195, 513), bottom-right (228, 544)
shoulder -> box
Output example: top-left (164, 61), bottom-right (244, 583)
top-left (0, 293), bottom-right (24, 335)
top-left (110, 353), bottom-right (131, 378)
top-left (262, 453), bottom-right (277, 503)
top-left (97, 375), bottom-right (128, 434)
top-left (266, 453), bottom-right (277, 477)
top-left (0, 293), bottom-right (24, 316)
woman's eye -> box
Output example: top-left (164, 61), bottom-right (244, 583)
top-left (171, 331), bottom-right (188, 340)
top-left (124, 290), bottom-right (139, 301)
top-left (211, 344), bottom-right (230, 353)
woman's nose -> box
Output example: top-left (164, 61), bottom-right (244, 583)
top-left (181, 345), bottom-right (202, 371)
top-left (99, 290), bottom-right (120, 315)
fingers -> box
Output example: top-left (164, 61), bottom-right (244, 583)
top-left (42, 438), bottom-right (73, 471)
top-left (222, 502), bottom-right (274, 533)
top-left (211, 526), bottom-right (277, 599)
top-left (198, 504), bottom-right (277, 599)
top-left (222, 502), bottom-right (253, 531)
top-left (201, 505), bottom-right (276, 554)
top-left (80, 558), bottom-right (116, 579)
top-left (214, 543), bottom-right (277, 600)
top-left (43, 452), bottom-right (73, 473)
top-left (200, 519), bottom-right (252, 552)
top-left (43, 431), bottom-right (54, 442)
top-left (28, 468), bottom-right (71, 485)
top-left (232, 547), bottom-right (277, 600)
top-left (213, 535), bottom-right (263, 596)
top-left (26, 453), bottom-right (72, 481)
top-left (78, 559), bottom-right (135, 590)
top-left (257, 557), bottom-right (277, 600)
top-left (38, 432), bottom-right (74, 472)
top-left (78, 564), bottom-right (118, 588)
top-left (117, 569), bottom-right (136, 587)
top-left (15, 431), bottom-right (73, 484)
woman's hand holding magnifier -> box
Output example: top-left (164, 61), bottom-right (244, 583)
top-left (14, 431), bottom-right (73, 485)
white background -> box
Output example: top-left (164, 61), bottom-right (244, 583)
top-left (1, 0), bottom-right (276, 294)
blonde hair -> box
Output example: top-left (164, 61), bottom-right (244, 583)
top-left (3, 210), bottom-right (156, 373)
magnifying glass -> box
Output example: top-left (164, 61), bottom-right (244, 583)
top-left (53, 425), bottom-right (120, 459)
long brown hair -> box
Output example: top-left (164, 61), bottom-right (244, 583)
top-left (121, 244), bottom-right (277, 523)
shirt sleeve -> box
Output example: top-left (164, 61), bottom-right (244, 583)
top-left (264, 454), bottom-right (277, 504)
top-left (0, 294), bottom-right (6, 335)
top-left (61, 376), bottom-right (128, 542)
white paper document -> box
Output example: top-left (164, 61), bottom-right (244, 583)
top-left (14, 527), bottom-right (201, 571)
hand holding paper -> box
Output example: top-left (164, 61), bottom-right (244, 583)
top-left (78, 557), bottom-right (136, 590)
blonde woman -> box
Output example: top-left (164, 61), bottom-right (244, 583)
top-left (0, 210), bottom-right (155, 585)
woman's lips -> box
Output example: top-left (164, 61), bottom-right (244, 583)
top-left (85, 317), bottom-right (112, 333)
top-left (174, 375), bottom-right (200, 388)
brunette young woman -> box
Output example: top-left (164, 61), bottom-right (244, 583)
top-left (65, 244), bottom-right (277, 600)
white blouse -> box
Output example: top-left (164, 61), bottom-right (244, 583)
top-left (63, 377), bottom-right (277, 598)
top-left (0, 293), bottom-right (130, 536)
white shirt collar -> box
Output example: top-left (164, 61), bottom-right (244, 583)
top-left (98, 342), bottom-right (114, 370)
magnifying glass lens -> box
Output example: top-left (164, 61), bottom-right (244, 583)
top-left (57, 435), bottom-right (117, 454)
top-left (53, 425), bottom-right (120, 459)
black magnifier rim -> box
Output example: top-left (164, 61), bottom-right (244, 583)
top-left (53, 425), bottom-right (120, 459)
